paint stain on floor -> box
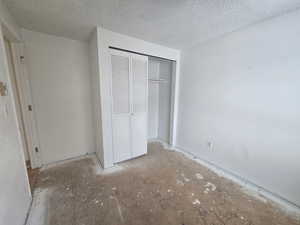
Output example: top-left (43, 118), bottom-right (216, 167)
top-left (26, 142), bottom-right (300, 225)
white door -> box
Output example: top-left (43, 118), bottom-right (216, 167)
top-left (131, 54), bottom-right (148, 158)
top-left (110, 50), bottom-right (132, 162)
top-left (4, 40), bottom-right (42, 168)
top-left (110, 49), bottom-right (148, 163)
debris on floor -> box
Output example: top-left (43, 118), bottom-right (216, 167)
top-left (26, 142), bottom-right (300, 225)
top-left (195, 173), bottom-right (204, 180)
top-left (27, 167), bottom-right (40, 192)
top-left (204, 182), bottom-right (217, 193)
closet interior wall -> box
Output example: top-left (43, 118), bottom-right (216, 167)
top-left (148, 57), bottom-right (173, 144)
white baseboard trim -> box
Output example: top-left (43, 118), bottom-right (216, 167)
top-left (41, 153), bottom-right (95, 170)
top-left (148, 138), bottom-right (171, 148)
top-left (23, 196), bottom-right (33, 225)
top-left (163, 143), bottom-right (300, 218)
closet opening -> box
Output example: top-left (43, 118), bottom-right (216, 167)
top-left (107, 45), bottom-right (179, 165)
top-left (148, 56), bottom-right (175, 146)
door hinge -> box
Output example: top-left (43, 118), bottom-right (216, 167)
top-left (35, 147), bottom-right (39, 153)
top-left (28, 105), bottom-right (32, 111)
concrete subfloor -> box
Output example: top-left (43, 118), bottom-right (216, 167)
top-left (26, 142), bottom-right (300, 225)
top-left (27, 167), bottom-right (39, 193)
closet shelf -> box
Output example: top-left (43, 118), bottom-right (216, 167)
top-left (148, 78), bottom-right (168, 83)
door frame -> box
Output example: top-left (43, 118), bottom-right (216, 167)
top-left (169, 60), bottom-right (178, 146)
top-left (3, 37), bottom-right (29, 162)
top-left (96, 27), bottom-right (181, 168)
top-left (0, 23), bottom-right (32, 197)
top-left (1, 25), bottom-right (42, 169)
top-left (109, 47), bottom-right (178, 147)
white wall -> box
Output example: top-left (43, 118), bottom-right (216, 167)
top-left (148, 58), bottom-right (159, 139)
top-left (89, 30), bottom-right (104, 166)
top-left (22, 29), bottom-right (95, 165)
top-left (177, 9), bottom-right (300, 207)
top-left (0, 2), bottom-right (31, 225)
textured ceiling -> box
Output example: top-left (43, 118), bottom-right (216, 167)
top-left (3, 0), bottom-right (300, 49)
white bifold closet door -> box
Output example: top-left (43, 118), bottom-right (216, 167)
top-left (110, 49), bottom-right (148, 163)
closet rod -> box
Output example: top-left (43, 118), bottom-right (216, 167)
top-left (149, 78), bottom-right (168, 82)
top-left (109, 46), bottom-right (175, 62)
top-left (149, 78), bottom-right (168, 83)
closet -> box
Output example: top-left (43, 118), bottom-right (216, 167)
top-left (148, 57), bottom-right (173, 144)
top-left (85, 28), bottom-right (179, 168)
top-left (110, 49), bottom-right (148, 163)
top-left (108, 50), bottom-right (174, 164)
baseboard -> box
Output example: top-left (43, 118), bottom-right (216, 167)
top-left (169, 144), bottom-right (300, 218)
top-left (148, 138), bottom-right (170, 149)
top-left (23, 196), bottom-right (33, 225)
top-left (41, 153), bottom-right (95, 170)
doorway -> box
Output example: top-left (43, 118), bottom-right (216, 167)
top-left (3, 35), bottom-right (41, 191)
top-left (148, 56), bottom-right (175, 145)
top-left (108, 47), bottom-right (177, 164)
top-left (108, 47), bottom-right (177, 147)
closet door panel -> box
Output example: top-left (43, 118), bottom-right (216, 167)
top-left (111, 55), bottom-right (130, 114)
top-left (131, 114), bottom-right (147, 157)
top-left (132, 57), bottom-right (148, 113)
top-left (112, 115), bottom-right (132, 162)
top-left (110, 50), bottom-right (132, 163)
top-left (131, 55), bottom-right (148, 157)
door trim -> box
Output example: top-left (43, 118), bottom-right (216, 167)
top-left (3, 36), bottom-right (42, 168)
top-left (97, 27), bottom-right (181, 168)
top-left (11, 43), bottom-right (43, 168)
top-left (110, 47), bottom-right (179, 146)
